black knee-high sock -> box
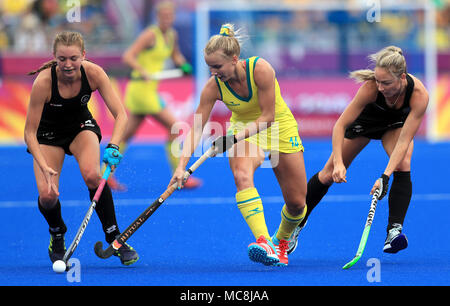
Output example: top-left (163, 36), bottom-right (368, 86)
top-left (300, 172), bottom-right (331, 227)
top-left (38, 198), bottom-right (67, 234)
top-left (387, 171), bottom-right (412, 232)
top-left (89, 184), bottom-right (120, 243)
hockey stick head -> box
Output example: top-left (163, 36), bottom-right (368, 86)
top-left (342, 255), bottom-right (361, 270)
top-left (342, 189), bottom-right (380, 270)
top-left (94, 241), bottom-right (116, 259)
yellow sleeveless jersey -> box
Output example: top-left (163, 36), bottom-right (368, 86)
top-left (131, 25), bottom-right (174, 77)
top-left (216, 56), bottom-right (303, 153)
top-left (126, 25), bottom-right (174, 114)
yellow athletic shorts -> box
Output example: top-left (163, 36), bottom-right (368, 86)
top-left (227, 116), bottom-right (304, 153)
top-left (124, 81), bottom-right (166, 115)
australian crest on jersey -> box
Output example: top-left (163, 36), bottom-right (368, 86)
top-left (39, 64), bottom-right (94, 131)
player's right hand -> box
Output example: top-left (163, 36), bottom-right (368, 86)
top-left (371, 174), bottom-right (389, 200)
top-left (169, 167), bottom-right (186, 190)
top-left (332, 163), bottom-right (347, 183)
top-left (44, 166), bottom-right (59, 196)
top-left (103, 143), bottom-right (122, 169)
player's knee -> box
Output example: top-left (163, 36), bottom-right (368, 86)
top-left (395, 159), bottom-right (411, 172)
top-left (233, 169), bottom-right (253, 190)
top-left (285, 198), bottom-right (306, 216)
top-left (84, 170), bottom-right (102, 189)
top-left (38, 194), bottom-right (59, 208)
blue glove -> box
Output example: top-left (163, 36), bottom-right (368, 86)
top-left (103, 143), bottom-right (122, 167)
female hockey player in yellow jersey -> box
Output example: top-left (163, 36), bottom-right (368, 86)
top-left (107, 1), bottom-right (201, 190)
top-left (169, 24), bottom-right (308, 266)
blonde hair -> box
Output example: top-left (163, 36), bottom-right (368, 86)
top-left (349, 46), bottom-right (407, 83)
top-left (204, 23), bottom-right (243, 58)
top-left (156, 0), bottom-right (175, 12)
top-left (28, 31), bottom-right (86, 75)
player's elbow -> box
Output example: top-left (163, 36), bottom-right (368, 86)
top-left (332, 117), bottom-right (348, 135)
top-left (121, 52), bottom-right (133, 66)
top-left (23, 125), bottom-right (35, 146)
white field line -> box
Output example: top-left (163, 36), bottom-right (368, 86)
top-left (1, 193), bottom-right (449, 208)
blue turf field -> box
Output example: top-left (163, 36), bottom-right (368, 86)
top-left (1, 138), bottom-right (449, 286)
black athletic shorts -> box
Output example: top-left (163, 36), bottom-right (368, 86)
top-left (30, 118), bottom-right (102, 155)
top-left (344, 118), bottom-right (405, 140)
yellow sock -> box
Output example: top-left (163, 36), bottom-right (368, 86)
top-left (275, 204), bottom-right (307, 241)
top-left (165, 139), bottom-right (180, 173)
top-left (236, 187), bottom-right (270, 241)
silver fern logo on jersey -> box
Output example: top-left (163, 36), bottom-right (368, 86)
top-left (81, 95), bottom-right (90, 105)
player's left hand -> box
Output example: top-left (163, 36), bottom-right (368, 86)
top-left (103, 143), bottom-right (122, 169)
top-left (180, 63), bottom-right (193, 75)
top-left (370, 174), bottom-right (389, 200)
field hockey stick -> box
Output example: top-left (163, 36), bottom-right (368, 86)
top-left (61, 164), bottom-right (113, 269)
top-left (131, 69), bottom-right (184, 81)
top-left (93, 146), bottom-right (218, 259)
top-left (342, 183), bottom-right (381, 270)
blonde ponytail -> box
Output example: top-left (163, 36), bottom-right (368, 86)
top-left (204, 23), bottom-right (244, 58)
top-left (350, 45), bottom-right (407, 83)
top-left (27, 60), bottom-right (57, 76)
top-left (349, 69), bottom-right (376, 83)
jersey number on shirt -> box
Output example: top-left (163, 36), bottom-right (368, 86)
top-left (289, 136), bottom-right (299, 148)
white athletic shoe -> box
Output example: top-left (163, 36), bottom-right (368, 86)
top-left (286, 221), bottom-right (307, 255)
top-left (383, 223), bottom-right (408, 254)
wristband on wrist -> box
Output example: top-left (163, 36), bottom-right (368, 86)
top-left (106, 143), bottom-right (120, 150)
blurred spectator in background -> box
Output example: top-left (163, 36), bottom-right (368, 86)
top-left (0, 13), bottom-right (10, 51)
top-left (14, 10), bottom-right (48, 53)
top-left (104, 0), bottom-right (201, 191)
top-left (1, 0), bottom-right (33, 51)
top-left (34, 0), bottom-right (63, 25)
top-left (435, 3), bottom-right (450, 51)
top-left (13, 0), bottom-right (65, 53)
top-left (0, 0), bottom-right (448, 77)
top-left (255, 16), bottom-right (284, 71)
top-left (65, 0), bottom-right (117, 49)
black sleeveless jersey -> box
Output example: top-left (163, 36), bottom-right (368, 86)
top-left (38, 64), bottom-right (94, 132)
top-left (344, 74), bottom-right (415, 140)
top-left (356, 74), bottom-right (414, 124)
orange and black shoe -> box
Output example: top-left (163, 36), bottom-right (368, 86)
top-left (107, 176), bottom-right (127, 192)
top-left (113, 241), bottom-right (139, 265)
top-left (183, 176), bottom-right (202, 189)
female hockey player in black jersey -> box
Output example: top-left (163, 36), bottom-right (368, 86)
top-left (24, 31), bottom-right (138, 266)
top-left (288, 46), bottom-right (429, 255)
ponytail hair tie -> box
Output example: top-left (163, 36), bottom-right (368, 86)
top-left (220, 25), bottom-right (231, 37)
